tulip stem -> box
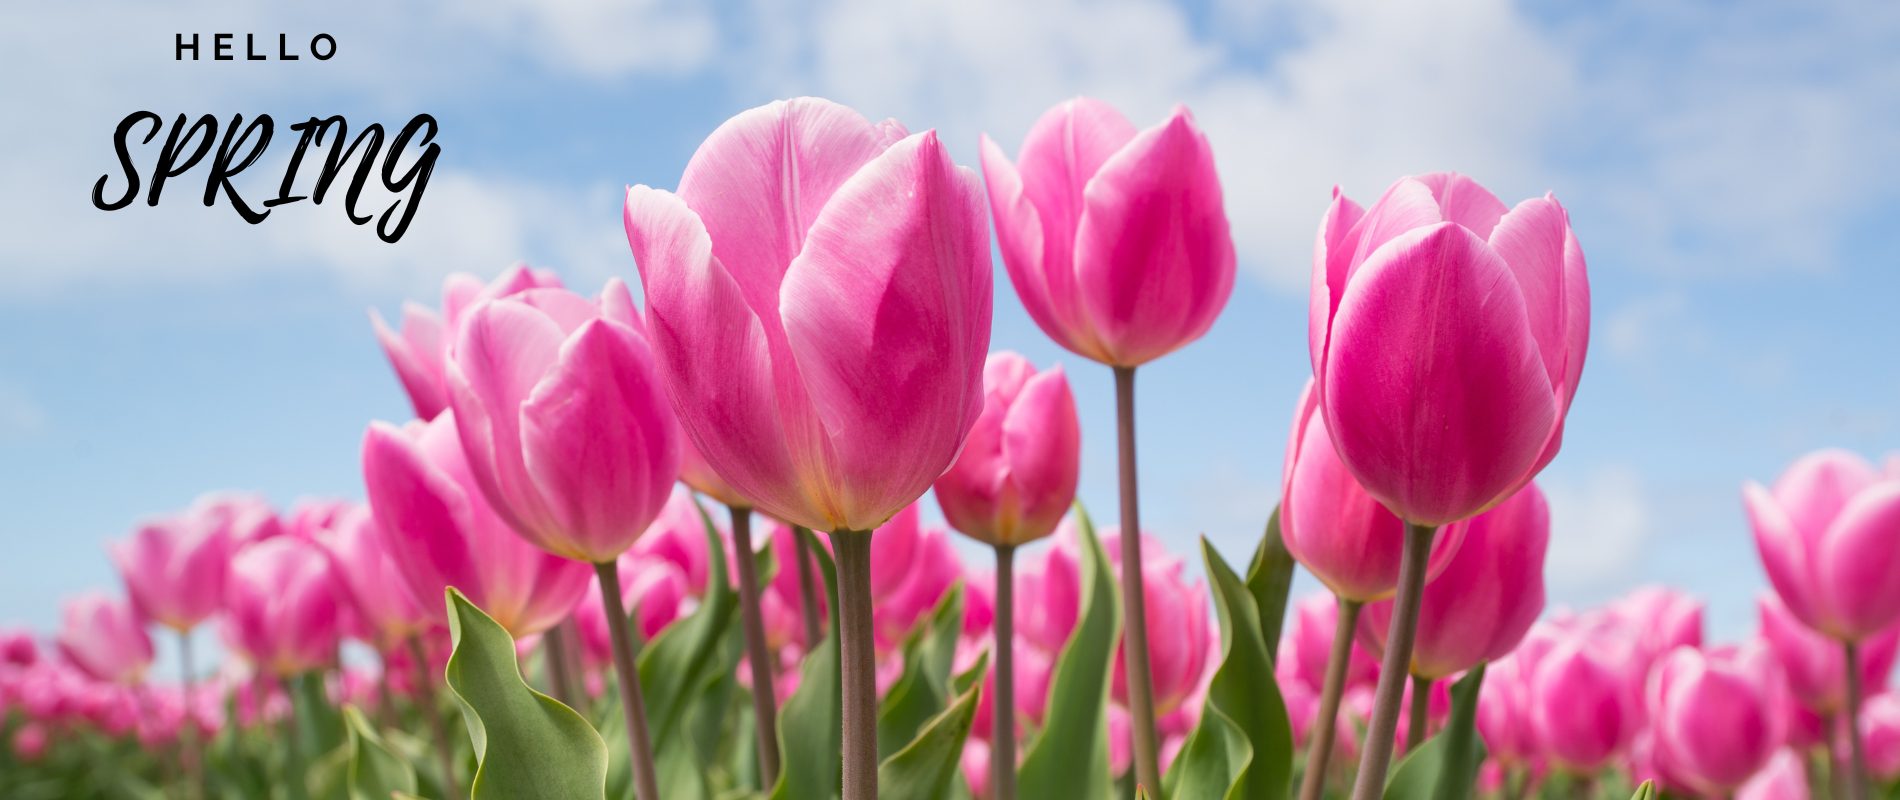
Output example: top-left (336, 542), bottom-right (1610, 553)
top-left (730, 504), bottom-right (784, 789)
top-left (1845, 641), bottom-right (1868, 800)
top-left (596, 560), bottom-right (662, 800)
top-left (795, 526), bottom-right (824, 650)
top-left (409, 635), bottom-right (460, 800)
top-left (994, 544), bottom-right (1019, 800)
top-left (1407, 674), bottom-right (1432, 752)
top-left (178, 630), bottom-right (203, 800)
top-left (1114, 365), bottom-right (1164, 800)
top-left (1298, 597), bottom-right (1364, 800)
top-left (1825, 713), bottom-right (1845, 800)
top-left (543, 621), bottom-right (579, 709)
top-left (831, 529), bottom-right (879, 800)
top-left (1349, 522), bottom-right (1438, 800)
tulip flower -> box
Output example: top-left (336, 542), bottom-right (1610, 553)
top-left (220, 537), bottom-right (341, 676)
top-left (575, 558), bottom-right (692, 668)
top-left (1648, 643), bottom-right (1788, 797)
top-left (626, 97), bottom-right (991, 800)
top-left (1310, 172), bottom-right (1588, 800)
top-left (1476, 651), bottom-right (1539, 768)
top-left (1, 628), bottom-right (36, 668)
top-left (980, 97), bottom-right (1233, 797)
top-left (189, 491), bottom-right (284, 546)
top-left (1738, 749), bottom-right (1811, 800)
top-left (109, 515), bottom-right (231, 634)
top-left (1748, 448), bottom-right (1900, 797)
top-left (1861, 693), bottom-right (1900, 783)
top-left (371, 264), bottom-right (564, 420)
top-left (1761, 592), bottom-right (1900, 714)
top-left (872, 510), bottom-right (965, 651)
top-left (1607, 585), bottom-right (1704, 665)
top-left (317, 505), bottom-right (432, 652)
top-left (1529, 636), bottom-right (1640, 773)
top-left (55, 592), bottom-right (152, 685)
top-left (1099, 526), bottom-right (1210, 718)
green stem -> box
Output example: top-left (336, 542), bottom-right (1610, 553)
top-left (1846, 641), bottom-right (1868, 800)
top-left (795, 526), bottom-right (825, 652)
top-left (731, 504), bottom-right (783, 788)
top-left (1407, 674), bottom-right (1432, 753)
top-left (1297, 597), bottom-right (1363, 800)
top-left (994, 544), bottom-right (1018, 800)
top-left (1114, 364), bottom-right (1163, 800)
top-left (409, 635), bottom-right (460, 800)
top-left (1348, 522), bottom-right (1437, 800)
top-left (831, 529), bottom-right (879, 800)
top-left (596, 560), bottom-right (661, 800)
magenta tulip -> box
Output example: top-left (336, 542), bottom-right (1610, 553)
top-left (1607, 585), bottom-right (1704, 665)
top-left (871, 506), bottom-right (965, 650)
top-left (1738, 749), bottom-right (1809, 800)
top-left (372, 265), bottom-right (565, 421)
top-left (1282, 379), bottom-right (1466, 602)
top-left (1099, 526), bottom-right (1210, 716)
top-left (54, 592), bottom-right (152, 685)
top-left (627, 488), bottom-right (714, 596)
top-left (1282, 593), bottom-right (1381, 693)
top-left (1748, 449), bottom-right (1900, 642)
top-left (361, 413), bottom-right (593, 638)
top-left (1529, 635), bottom-right (1641, 773)
top-left (1, 628), bottom-right (36, 667)
top-left (108, 514), bottom-right (231, 633)
top-left (1476, 650), bottom-right (1538, 767)
top-left (1357, 483), bottom-right (1548, 680)
top-left (1648, 642), bottom-right (1789, 796)
top-left (189, 491), bottom-right (283, 546)
top-left (222, 537), bottom-right (340, 676)
top-left (1760, 592), bottom-right (1900, 713)
top-left (935, 351), bottom-right (1081, 547)
top-left (575, 558), bottom-right (692, 668)
top-left (446, 278), bottom-right (680, 564)
top-left (317, 505), bottom-right (432, 651)
top-left (978, 98), bottom-right (1235, 368)
top-left (1862, 693), bottom-right (1900, 782)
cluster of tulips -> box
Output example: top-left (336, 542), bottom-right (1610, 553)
top-left (4, 91), bottom-right (1894, 800)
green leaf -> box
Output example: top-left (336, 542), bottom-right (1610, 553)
top-left (1381, 666), bottom-right (1486, 800)
top-left (1164, 538), bottom-right (1294, 800)
top-left (1244, 505), bottom-right (1296, 659)
top-left (877, 582), bottom-right (968, 759)
top-left (1018, 504), bottom-right (1121, 800)
top-left (291, 671), bottom-right (348, 759)
top-left (1382, 736), bottom-right (1446, 800)
top-left (877, 662), bottom-right (985, 800)
top-left (343, 705), bottom-right (418, 800)
top-left (638, 496), bottom-right (742, 737)
top-left (770, 527), bottom-right (843, 800)
top-left (953, 650), bottom-right (990, 698)
top-left (444, 587), bottom-right (608, 800)
top-left (1630, 780), bottom-right (1656, 800)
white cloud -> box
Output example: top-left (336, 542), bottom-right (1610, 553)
top-left (0, 384), bottom-right (47, 441)
top-left (447, 0), bottom-right (717, 78)
top-left (1541, 464), bottom-right (1649, 591)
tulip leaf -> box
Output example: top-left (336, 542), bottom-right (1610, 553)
top-left (877, 661), bottom-right (984, 800)
top-left (444, 586), bottom-right (609, 800)
top-left (343, 704), bottom-right (418, 800)
top-left (636, 496), bottom-right (741, 737)
top-left (877, 582), bottom-right (967, 759)
top-left (954, 649), bottom-right (990, 696)
top-left (1018, 504), bottom-right (1121, 800)
top-left (1380, 666), bottom-right (1486, 800)
top-left (291, 671), bottom-right (349, 760)
top-left (1245, 504), bottom-right (1296, 658)
top-left (770, 527), bottom-right (843, 800)
top-left (1163, 537), bottom-right (1294, 800)
top-left (1631, 780), bottom-right (1657, 800)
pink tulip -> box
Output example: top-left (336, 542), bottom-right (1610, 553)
top-left (624, 97), bottom-right (992, 534)
top-left (189, 491), bottom-right (284, 546)
top-left (1016, 536), bottom-right (1082, 654)
top-left (446, 279), bottom-right (681, 564)
top-left (627, 488), bottom-right (714, 596)
top-left (762, 518), bottom-right (829, 647)
top-left (1862, 692), bottom-right (1900, 782)
top-left (871, 506), bottom-right (966, 649)
top-left (361, 413), bottom-right (593, 638)
top-left (109, 514), bottom-right (232, 633)
top-left (222, 537), bottom-right (340, 676)
top-left (679, 432), bottom-right (749, 509)
top-left (1344, 678), bottom-right (1450, 757)
top-left (575, 558), bottom-right (692, 668)
top-left (1737, 749), bottom-right (1809, 800)
top-left (935, 352), bottom-right (1081, 547)
top-left (1309, 174), bottom-right (1589, 526)
top-left (1648, 643), bottom-right (1789, 796)
top-left (54, 592), bottom-right (152, 685)
top-left (1759, 592), bottom-right (1900, 713)
top-left (1529, 635), bottom-right (1640, 772)
top-left (971, 634), bottom-right (1057, 737)
top-left (1748, 448), bottom-right (1900, 641)
top-left (978, 98), bottom-right (1235, 368)
top-left (372, 265), bottom-right (565, 421)
top-left (12, 721), bottom-right (47, 760)
top-left (316, 505), bottom-right (432, 651)
top-left (1282, 592), bottom-right (1382, 692)
top-left (286, 497), bottom-right (354, 540)
top-left (1784, 698), bottom-right (1827, 750)
top-left (1282, 380), bottom-right (1467, 601)
top-left (1, 628), bottom-right (36, 667)
top-left (1100, 526), bottom-right (1210, 716)
top-left (1358, 483), bottom-right (1548, 679)
top-left (1607, 585), bottom-right (1704, 664)
top-left (1477, 651), bottom-right (1539, 767)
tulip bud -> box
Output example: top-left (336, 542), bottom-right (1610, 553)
top-left (1748, 448), bottom-right (1900, 642)
top-left (109, 514), bottom-right (232, 633)
top-left (1759, 591), bottom-right (1900, 712)
top-left (54, 592), bottom-right (152, 685)
top-left (1736, 749), bottom-right (1809, 800)
top-left (1861, 692), bottom-right (1900, 782)
top-left (222, 537), bottom-right (340, 676)
top-left (316, 505), bottom-right (431, 651)
top-left (371, 265), bottom-right (565, 421)
top-left (1282, 592), bottom-right (1381, 692)
top-left (1647, 643), bottom-right (1788, 797)
top-left (1529, 636), bottom-right (1640, 772)
top-left (935, 352), bottom-right (1081, 547)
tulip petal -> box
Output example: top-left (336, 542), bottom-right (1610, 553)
top-left (1017, 98), bottom-right (1139, 274)
top-left (519, 319), bottom-right (681, 562)
top-left (1488, 195), bottom-right (1572, 392)
top-left (1773, 449), bottom-right (1881, 544)
top-left (363, 420), bottom-right (483, 627)
top-left (1745, 481), bottom-right (1824, 632)
top-left (598, 277), bottom-right (644, 335)
top-left (980, 134), bottom-right (1106, 362)
top-left (448, 299), bottom-right (567, 542)
top-left (371, 303), bottom-right (448, 420)
top-left (1073, 105), bottom-right (1235, 366)
top-left (1000, 365), bottom-right (1082, 543)
top-left (1309, 189), bottom-right (1364, 382)
top-left (780, 130), bottom-right (993, 531)
top-left (1560, 227), bottom-right (1591, 409)
top-left (1816, 481), bottom-right (1900, 639)
top-left (1321, 222), bottom-right (1556, 525)
top-left (1416, 172), bottom-right (1508, 240)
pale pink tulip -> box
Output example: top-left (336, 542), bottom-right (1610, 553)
top-left (372, 265), bottom-right (565, 420)
top-left (624, 97), bottom-right (992, 534)
top-left (1309, 174), bottom-right (1588, 526)
top-left (1861, 692), bottom-right (1900, 782)
top-left (1748, 448), bottom-right (1900, 641)
top-left (978, 98), bottom-right (1234, 368)
top-left (222, 537), bottom-right (340, 676)
top-left (447, 279), bottom-right (681, 563)
top-left (1737, 748), bottom-right (1809, 800)
top-left (935, 352), bottom-right (1080, 547)
top-left (361, 413), bottom-right (593, 637)
top-left (286, 497), bottom-right (353, 540)
top-left (55, 592), bottom-right (152, 685)
top-left (1759, 591), bottom-right (1900, 713)
top-left (1648, 643), bottom-right (1789, 796)
top-left (1358, 483), bottom-right (1548, 679)
top-left (109, 514), bottom-right (231, 633)
top-left (1282, 380), bottom-right (1466, 601)
top-left (317, 505), bottom-right (432, 651)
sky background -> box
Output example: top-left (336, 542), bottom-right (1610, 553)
top-left (4, 0), bottom-right (1899, 675)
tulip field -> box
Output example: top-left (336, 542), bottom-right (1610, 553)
top-left (6, 95), bottom-right (1897, 800)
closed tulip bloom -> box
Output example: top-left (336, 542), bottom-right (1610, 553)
top-left (624, 97), bottom-right (992, 533)
top-left (108, 514), bottom-right (231, 633)
top-left (575, 559), bottom-right (692, 668)
top-left (1282, 380), bottom-right (1467, 602)
top-left (372, 265), bottom-right (565, 421)
top-left (1738, 749), bottom-right (1810, 800)
top-left (1101, 526), bottom-right (1210, 716)
top-left (978, 98), bottom-right (1235, 367)
top-left (1476, 651), bottom-right (1539, 767)
top-left (1747, 448), bottom-right (1900, 641)
top-left (1, 628), bottom-right (37, 667)
top-left (1309, 174), bottom-right (1588, 527)
top-left (1861, 692), bottom-right (1900, 781)
top-left (55, 592), bottom-right (152, 685)
top-left (1530, 636), bottom-right (1640, 772)
top-left (190, 491), bottom-right (283, 546)
top-left (935, 352), bottom-right (1081, 547)
top-left (317, 505), bottom-right (431, 651)
top-left (1760, 592), bottom-right (1900, 713)
top-left (1284, 593), bottom-right (1382, 692)
top-left (1607, 585), bottom-right (1704, 665)
top-left (872, 508), bottom-right (966, 649)
top-left (361, 413), bottom-right (593, 638)
top-left (628, 488), bottom-right (715, 596)
top-left (1649, 642), bottom-right (1789, 796)
top-left (1357, 483), bottom-right (1548, 679)
top-left (1016, 538), bottom-right (1082, 653)
top-left (447, 279), bottom-right (681, 563)
top-left (222, 537), bottom-right (340, 676)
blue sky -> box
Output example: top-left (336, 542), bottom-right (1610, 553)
top-left (4, 0), bottom-right (1899, 672)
